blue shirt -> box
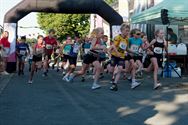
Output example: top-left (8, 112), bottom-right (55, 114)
top-left (63, 44), bottom-right (72, 55)
top-left (16, 43), bottom-right (29, 55)
top-left (70, 43), bottom-right (80, 57)
top-left (128, 37), bottom-right (143, 52)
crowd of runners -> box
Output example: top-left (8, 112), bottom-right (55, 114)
top-left (0, 23), bottom-right (167, 91)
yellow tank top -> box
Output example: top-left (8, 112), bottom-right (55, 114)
top-left (111, 34), bottom-right (128, 59)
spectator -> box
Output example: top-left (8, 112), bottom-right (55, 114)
top-left (167, 28), bottom-right (177, 44)
top-left (0, 31), bottom-right (10, 75)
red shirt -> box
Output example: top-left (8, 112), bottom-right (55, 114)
top-left (44, 36), bottom-right (57, 55)
top-left (0, 37), bottom-right (10, 48)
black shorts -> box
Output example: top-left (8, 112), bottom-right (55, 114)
top-left (45, 54), bottom-right (51, 60)
top-left (148, 54), bottom-right (163, 67)
top-left (127, 55), bottom-right (142, 62)
top-left (33, 55), bottom-right (42, 62)
top-left (18, 55), bottom-right (26, 62)
top-left (53, 53), bottom-right (59, 59)
top-left (61, 54), bottom-right (69, 63)
top-left (69, 56), bottom-right (77, 65)
top-left (61, 54), bottom-right (77, 65)
top-left (133, 56), bottom-right (142, 62)
top-left (110, 55), bottom-right (125, 67)
top-left (83, 53), bottom-right (98, 65)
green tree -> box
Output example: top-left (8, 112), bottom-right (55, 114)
top-left (37, 13), bottom-right (90, 40)
top-left (104, 0), bottom-right (118, 5)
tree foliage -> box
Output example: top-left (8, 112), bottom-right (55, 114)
top-left (37, 13), bottom-right (90, 40)
top-left (104, 0), bottom-right (118, 5)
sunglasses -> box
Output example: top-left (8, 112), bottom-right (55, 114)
top-left (136, 33), bottom-right (141, 35)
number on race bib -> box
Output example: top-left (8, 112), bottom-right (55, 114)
top-left (154, 47), bottom-right (163, 54)
top-left (73, 45), bottom-right (79, 53)
top-left (118, 42), bottom-right (126, 53)
top-left (20, 50), bottom-right (26, 55)
top-left (131, 45), bottom-right (139, 52)
top-left (46, 44), bottom-right (52, 49)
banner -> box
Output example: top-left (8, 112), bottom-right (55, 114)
top-left (112, 25), bottom-right (121, 39)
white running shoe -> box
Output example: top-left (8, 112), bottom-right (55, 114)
top-left (131, 81), bottom-right (141, 89)
top-left (1, 71), bottom-right (9, 75)
top-left (28, 80), bottom-right (33, 84)
top-left (67, 74), bottom-right (75, 82)
top-left (62, 75), bottom-right (66, 81)
top-left (91, 83), bottom-right (101, 90)
top-left (153, 83), bottom-right (162, 90)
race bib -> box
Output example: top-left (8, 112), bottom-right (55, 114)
top-left (73, 45), bottom-right (79, 53)
top-left (64, 45), bottom-right (72, 55)
top-left (131, 45), bottom-right (139, 52)
top-left (46, 44), bottom-right (52, 49)
top-left (55, 49), bottom-right (60, 54)
top-left (118, 42), bottom-right (126, 53)
top-left (119, 42), bottom-right (126, 50)
top-left (20, 50), bottom-right (26, 55)
top-left (36, 48), bottom-right (43, 55)
top-left (154, 47), bottom-right (163, 54)
top-left (29, 55), bottom-right (33, 59)
top-left (84, 49), bottom-right (90, 54)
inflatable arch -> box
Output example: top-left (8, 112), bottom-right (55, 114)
top-left (4, 0), bottom-right (123, 72)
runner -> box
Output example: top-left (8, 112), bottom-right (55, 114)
top-left (67, 27), bottom-right (107, 90)
top-left (63, 35), bottom-right (81, 81)
top-left (43, 29), bottom-right (57, 76)
top-left (109, 23), bottom-right (140, 91)
top-left (60, 36), bottom-right (73, 77)
top-left (52, 46), bottom-right (61, 72)
top-left (143, 29), bottom-right (167, 89)
top-left (80, 36), bottom-right (91, 82)
top-left (28, 35), bottom-right (45, 84)
top-left (128, 29), bottom-right (144, 77)
top-left (0, 31), bottom-right (10, 75)
top-left (16, 36), bottom-right (30, 75)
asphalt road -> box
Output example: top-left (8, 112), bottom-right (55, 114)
top-left (0, 68), bottom-right (188, 125)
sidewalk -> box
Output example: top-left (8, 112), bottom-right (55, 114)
top-left (0, 73), bottom-right (13, 94)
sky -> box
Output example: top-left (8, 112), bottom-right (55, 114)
top-left (0, 0), bottom-right (44, 38)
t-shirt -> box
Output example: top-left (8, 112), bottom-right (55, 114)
top-left (44, 36), bottom-right (57, 55)
top-left (63, 44), bottom-right (72, 55)
top-left (34, 44), bottom-right (44, 57)
top-left (16, 43), bottom-right (29, 56)
top-left (128, 37), bottom-right (143, 53)
top-left (70, 43), bottom-right (80, 57)
top-left (82, 42), bottom-right (91, 54)
top-left (111, 34), bottom-right (128, 59)
top-left (0, 37), bottom-right (10, 48)
top-left (169, 33), bottom-right (177, 44)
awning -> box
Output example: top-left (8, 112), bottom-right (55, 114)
top-left (131, 0), bottom-right (188, 25)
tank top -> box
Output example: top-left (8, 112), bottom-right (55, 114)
top-left (34, 44), bottom-right (44, 57)
top-left (153, 40), bottom-right (164, 55)
top-left (90, 39), bottom-right (103, 53)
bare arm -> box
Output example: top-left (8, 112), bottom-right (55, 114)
top-left (90, 38), bottom-right (105, 50)
top-left (143, 39), bottom-right (156, 50)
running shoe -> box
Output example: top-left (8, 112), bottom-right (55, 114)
top-left (1, 71), bottom-right (9, 75)
top-left (42, 72), bottom-right (48, 77)
top-left (153, 83), bottom-right (162, 90)
top-left (110, 83), bottom-right (118, 91)
top-left (110, 78), bottom-right (114, 84)
top-left (131, 81), bottom-right (141, 89)
top-left (28, 80), bottom-right (33, 84)
top-left (91, 83), bottom-right (101, 90)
